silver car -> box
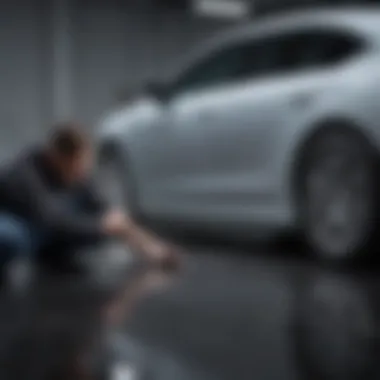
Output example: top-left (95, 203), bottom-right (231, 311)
top-left (98, 8), bottom-right (380, 263)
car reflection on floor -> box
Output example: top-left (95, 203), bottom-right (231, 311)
top-left (292, 267), bottom-right (379, 380)
top-left (125, 248), bottom-right (380, 380)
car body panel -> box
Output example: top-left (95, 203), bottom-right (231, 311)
top-left (98, 9), bottom-right (380, 234)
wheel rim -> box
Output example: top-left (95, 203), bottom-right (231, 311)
top-left (305, 143), bottom-right (372, 259)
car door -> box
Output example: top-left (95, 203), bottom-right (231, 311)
top-left (140, 39), bottom-right (254, 202)
top-left (125, 40), bottom-right (251, 214)
top-left (159, 37), bottom-right (284, 208)
top-left (158, 33), bottom-right (293, 212)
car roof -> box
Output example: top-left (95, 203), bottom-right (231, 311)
top-left (165, 7), bottom-right (380, 81)
top-left (223, 7), bottom-right (380, 41)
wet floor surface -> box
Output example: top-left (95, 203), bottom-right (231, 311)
top-left (1, 242), bottom-right (380, 380)
top-left (124, 245), bottom-right (380, 380)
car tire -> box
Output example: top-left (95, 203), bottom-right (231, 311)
top-left (296, 126), bottom-right (380, 264)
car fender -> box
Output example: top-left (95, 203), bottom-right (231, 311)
top-left (279, 74), bottom-right (380, 221)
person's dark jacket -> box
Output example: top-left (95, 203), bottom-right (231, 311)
top-left (0, 147), bottom-right (108, 241)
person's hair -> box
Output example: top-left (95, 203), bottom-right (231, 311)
top-left (49, 122), bottom-right (91, 158)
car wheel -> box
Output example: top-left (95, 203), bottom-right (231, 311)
top-left (297, 127), bottom-right (380, 263)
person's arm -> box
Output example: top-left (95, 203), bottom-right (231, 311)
top-left (122, 218), bottom-right (161, 249)
top-left (118, 217), bottom-right (181, 267)
top-left (78, 178), bottom-right (109, 216)
top-left (77, 177), bottom-right (173, 257)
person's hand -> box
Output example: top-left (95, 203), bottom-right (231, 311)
top-left (101, 210), bottom-right (127, 236)
top-left (140, 239), bottom-right (183, 270)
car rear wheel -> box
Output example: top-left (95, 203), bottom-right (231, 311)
top-left (297, 127), bottom-right (380, 263)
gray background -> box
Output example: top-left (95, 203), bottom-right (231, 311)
top-left (0, 0), bottom-right (367, 158)
top-left (0, 0), bottom-right (231, 159)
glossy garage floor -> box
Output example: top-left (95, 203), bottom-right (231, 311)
top-left (124, 243), bottom-right (380, 380)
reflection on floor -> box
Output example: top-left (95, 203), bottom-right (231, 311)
top-left (110, 333), bottom-right (215, 380)
top-left (1, 245), bottom-right (379, 380)
top-left (126, 249), bottom-right (380, 380)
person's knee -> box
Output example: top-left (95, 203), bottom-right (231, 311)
top-left (0, 215), bottom-right (33, 257)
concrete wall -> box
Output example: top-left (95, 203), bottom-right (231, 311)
top-left (0, 0), bottom-right (51, 156)
top-left (71, 1), bottom-right (228, 126)
top-left (0, 0), bottom-right (229, 156)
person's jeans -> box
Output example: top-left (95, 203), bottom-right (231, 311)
top-left (0, 193), bottom-right (102, 274)
top-left (0, 213), bottom-right (45, 286)
top-left (0, 211), bottom-right (101, 275)
top-left (0, 213), bottom-right (39, 266)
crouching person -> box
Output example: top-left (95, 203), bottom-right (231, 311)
top-left (0, 122), bottom-right (181, 283)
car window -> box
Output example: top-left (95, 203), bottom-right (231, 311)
top-left (236, 28), bottom-right (362, 81)
top-left (170, 28), bottom-right (362, 96)
top-left (171, 43), bottom-right (249, 94)
top-left (255, 29), bottom-right (362, 76)
top-left (171, 38), bottom-right (285, 95)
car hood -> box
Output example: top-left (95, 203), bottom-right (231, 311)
top-left (97, 97), bottom-right (158, 142)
